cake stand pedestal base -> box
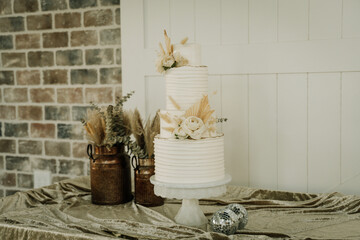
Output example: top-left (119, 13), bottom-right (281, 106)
top-left (175, 199), bottom-right (208, 229)
top-left (150, 174), bottom-right (231, 229)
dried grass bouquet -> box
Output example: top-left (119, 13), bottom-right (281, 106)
top-left (81, 91), bottom-right (145, 157)
top-left (128, 109), bottom-right (160, 159)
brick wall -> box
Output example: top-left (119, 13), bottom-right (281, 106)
top-left (0, 0), bottom-right (121, 197)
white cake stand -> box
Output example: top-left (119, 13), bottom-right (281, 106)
top-left (150, 174), bottom-right (231, 229)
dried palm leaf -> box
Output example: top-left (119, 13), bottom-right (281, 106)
top-left (185, 95), bottom-right (214, 124)
top-left (168, 96), bottom-right (181, 110)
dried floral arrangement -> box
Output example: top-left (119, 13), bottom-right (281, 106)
top-left (160, 95), bottom-right (227, 140)
top-left (129, 109), bottom-right (160, 159)
top-left (81, 91), bottom-right (145, 158)
top-left (156, 30), bottom-right (189, 73)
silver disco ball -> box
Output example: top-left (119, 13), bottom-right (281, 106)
top-left (209, 208), bottom-right (239, 235)
top-left (226, 203), bottom-right (248, 229)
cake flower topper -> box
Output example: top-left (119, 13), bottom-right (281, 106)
top-left (159, 95), bottom-right (227, 140)
top-left (156, 30), bottom-right (189, 73)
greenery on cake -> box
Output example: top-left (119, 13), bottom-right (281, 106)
top-left (128, 109), bottom-right (160, 159)
top-left (156, 30), bottom-right (189, 73)
top-left (81, 91), bottom-right (146, 158)
top-left (160, 95), bottom-right (227, 140)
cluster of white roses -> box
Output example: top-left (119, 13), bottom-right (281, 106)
top-left (156, 52), bottom-right (188, 74)
top-left (173, 116), bottom-right (217, 140)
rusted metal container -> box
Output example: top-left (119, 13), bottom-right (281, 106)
top-left (132, 158), bottom-right (164, 207)
top-left (89, 144), bottom-right (132, 205)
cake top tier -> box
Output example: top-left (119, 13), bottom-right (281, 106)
top-left (173, 43), bottom-right (201, 66)
top-left (156, 30), bottom-right (203, 74)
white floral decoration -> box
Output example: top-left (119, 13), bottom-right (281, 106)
top-left (156, 30), bottom-right (189, 74)
top-left (159, 95), bottom-right (227, 140)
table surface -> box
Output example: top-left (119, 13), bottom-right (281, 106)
top-left (0, 176), bottom-right (360, 240)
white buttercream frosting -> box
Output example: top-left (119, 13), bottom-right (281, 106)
top-left (173, 43), bottom-right (201, 66)
top-left (165, 66), bottom-right (208, 111)
top-left (154, 135), bottom-right (225, 184)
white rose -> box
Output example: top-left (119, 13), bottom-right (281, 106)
top-left (181, 116), bottom-right (207, 139)
top-left (173, 126), bottom-right (187, 139)
top-left (162, 54), bottom-right (175, 68)
top-left (173, 52), bottom-right (188, 67)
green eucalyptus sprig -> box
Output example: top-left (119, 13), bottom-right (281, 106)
top-left (82, 91), bottom-right (147, 158)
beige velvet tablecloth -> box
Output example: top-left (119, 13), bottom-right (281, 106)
top-left (0, 177), bottom-right (360, 240)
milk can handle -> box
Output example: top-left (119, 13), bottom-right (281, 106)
top-left (131, 155), bottom-right (140, 171)
top-left (87, 144), bottom-right (98, 163)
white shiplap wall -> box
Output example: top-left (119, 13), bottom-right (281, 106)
top-left (122, 0), bottom-right (360, 194)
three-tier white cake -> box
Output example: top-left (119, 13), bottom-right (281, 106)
top-left (154, 39), bottom-right (225, 185)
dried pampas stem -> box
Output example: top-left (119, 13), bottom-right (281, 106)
top-left (158, 112), bottom-right (172, 124)
top-left (159, 42), bottom-right (165, 55)
top-left (130, 108), bottom-right (145, 150)
top-left (129, 110), bottom-right (160, 159)
top-left (164, 30), bottom-right (172, 54)
top-left (168, 96), bottom-right (181, 110)
top-left (180, 37), bottom-right (188, 45)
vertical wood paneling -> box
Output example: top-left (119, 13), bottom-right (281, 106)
top-left (342, 0), bottom-right (360, 39)
top-left (222, 75), bottom-right (249, 186)
top-left (170, 0), bottom-right (195, 43)
top-left (308, 73), bottom-right (341, 193)
top-left (125, 0), bottom-right (360, 194)
top-left (145, 76), bottom-right (166, 118)
top-left (195, 0), bottom-right (221, 44)
top-left (341, 72), bottom-right (360, 183)
top-left (249, 0), bottom-right (277, 43)
top-left (143, 0), bottom-right (170, 49)
top-left (221, 0), bottom-right (248, 44)
top-left (122, 0), bottom-right (146, 115)
top-left (249, 74), bottom-right (277, 189)
top-left (309, 0), bottom-right (342, 40)
top-left (278, 0), bottom-right (308, 41)
top-left (277, 74), bottom-right (307, 192)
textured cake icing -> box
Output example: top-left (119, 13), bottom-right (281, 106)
top-left (154, 34), bottom-right (225, 184)
top-left (154, 136), bottom-right (225, 183)
top-left (165, 66), bottom-right (208, 111)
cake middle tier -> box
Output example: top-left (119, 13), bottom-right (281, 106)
top-left (154, 135), bottom-right (225, 184)
top-left (165, 66), bottom-right (208, 111)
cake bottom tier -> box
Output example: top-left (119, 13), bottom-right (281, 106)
top-left (154, 135), bottom-right (225, 184)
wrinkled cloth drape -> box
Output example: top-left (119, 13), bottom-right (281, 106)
top-left (0, 177), bottom-right (360, 240)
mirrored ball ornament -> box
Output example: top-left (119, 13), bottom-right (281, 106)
top-left (226, 203), bottom-right (248, 229)
top-left (209, 209), bottom-right (239, 235)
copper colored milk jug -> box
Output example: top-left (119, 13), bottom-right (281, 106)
top-left (88, 144), bottom-right (132, 205)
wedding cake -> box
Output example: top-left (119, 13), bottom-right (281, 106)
top-left (154, 31), bottom-right (225, 184)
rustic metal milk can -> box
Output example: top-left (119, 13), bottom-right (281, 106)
top-left (132, 157), bottom-right (164, 207)
top-left (88, 144), bottom-right (132, 205)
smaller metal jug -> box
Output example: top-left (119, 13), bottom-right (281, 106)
top-left (132, 157), bottom-right (164, 207)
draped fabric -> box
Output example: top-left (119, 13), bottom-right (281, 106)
top-left (0, 176), bottom-right (360, 239)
